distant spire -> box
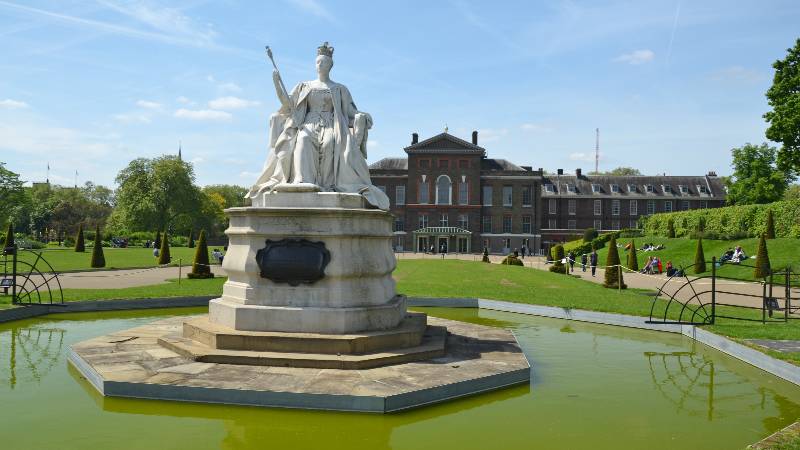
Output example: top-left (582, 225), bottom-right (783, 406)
top-left (444, 124), bottom-right (449, 134)
top-left (178, 140), bottom-right (182, 161)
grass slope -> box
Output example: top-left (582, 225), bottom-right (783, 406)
top-left (10, 247), bottom-right (218, 272)
top-left (592, 236), bottom-right (800, 282)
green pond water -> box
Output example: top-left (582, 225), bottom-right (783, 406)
top-left (1, 306), bottom-right (799, 450)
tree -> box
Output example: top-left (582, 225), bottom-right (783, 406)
top-left (583, 227), bottom-right (598, 243)
top-left (764, 38), bottom-right (800, 174)
top-left (765, 210), bottom-right (776, 239)
top-left (0, 163), bottom-right (24, 227)
top-left (90, 224), bottom-right (105, 268)
top-left (74, 223), bottom-right (85, 252)
top-left (667, 219), bottom-right (675, 238)
top-left (725, 143), bottom-right (793, 205)
top-left (627, 239), bottom-right (639, 272)
top-left (154, 230), bottom-right (161, 250)
top-left (114, 156), bottom-right (202, 233)
top-left (607, 167), bottom-right (642, 176)
top-left (549, 245), bottom-right (566, 274)
top-left (158, 231), bottom-right (171, 265)
top-left (188, 230), bottom-right (214, 278)
top-left (754, 234), bottom-right (771, 278)
top-left (188, 229), bottom-right (195, 248)
top-left (694, 238), bottom-right (706, 274)
top-left (603, 236), bottom-right (626, 289)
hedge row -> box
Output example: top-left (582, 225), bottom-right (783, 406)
top-left (639, 199), bottom-right (800, 239)
top-left (560, 229), bottom-right (642, 257)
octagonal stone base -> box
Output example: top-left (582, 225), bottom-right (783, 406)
top-left (68, 316), bottom-right (531, 413)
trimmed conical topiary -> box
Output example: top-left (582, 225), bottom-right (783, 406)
top-left (603, 236), bottom-right (626, 289)
top-left (90, 225), bottom-right (105, 268)
top-left (754, 234), bottom-right (771, 279)
top-left (154, 230), bottom-right (162, 250)
top-left (74, 223), bottom-right (85, 252)
top-left (158, 231), bottom-right (171, 265)
top-left (693, 238), bottom-right (706, 274)
top-left (188, 229), bottom-right (214, 279)
top-left (627, 239), bottom-right (639, 272)
top-left (765, 210), bottom-right (775, 239)
top-left (3, 222), bottom-right (14, 251)
top-left (667, 219), bottom-right (675, 238)
top-left (549, 245), bottom-right (567, 274)
top-left (188, 229), bottom-right (195, 248)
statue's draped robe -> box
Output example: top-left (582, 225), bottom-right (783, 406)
top-left (247, 81), bottom-right (390, 210)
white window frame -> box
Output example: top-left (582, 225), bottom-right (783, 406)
top-left (664, 200), bottom-right (673, 212)
top-left (627, 184), bottom-right (637, 193)
top-left (679, 185), bottom-right (688, 194)
top-left (440, 213), bottom-right (449, 227)
top-left (646, 200), bottom-right (655, 215)
top-left (591, 184), bottom-right (601, 193)
top-left (395, 185), bottom-right (405, 205)
top-left (503, 215), bottom-right (512, 233)
top-left (545, 184), bottom-right (555, 193)
top-left (682, 200), bottom-right (690, 210)
top-left (646, 184), bottom-right (655, 193)
top-left (418, 214), bottom-right (428, 229)
top-left (701, 200), bottom-right (708, 209)
top-left (594, 219), bottom-right (602, 230)
top-left (630, 200), bottom-right (638, 216)
top-left (567, 183), bottom-right (577, 193)
top-left (482, 185), bottom-right (493, 206)
top-left (522, 186), bottom-right (532, 206)
top-left (549, 198), bottom-right (557, 214)
top-left (458, 214), bottom-right (469, 230)
top-left (611, 199), bottom-right (620, 216)
top-left (567, 219), bottom-right (576, 230)
top-left (522, 215), bottom-right (532, 233)
top-left (436, 175), bottom-right (452, 205)
top-left (502, 186), bottom-right (513, 207)
top-left (548, 219), bottom-right (557, 229)
top-left (568, 199), bottom-right (576, 215)
top-left (593, 199), bottom-right (602, 216)
top-left (662, 185), bottom-right (672, 194)
top-left (419, 180), bottom-right (429, 204)
top-left (611, 184), bottom-right (620, 193)
top-left (482, 216), bottom-right (493, 233)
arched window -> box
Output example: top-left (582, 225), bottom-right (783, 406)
top-left (436, 175), bottom-right (452, 205)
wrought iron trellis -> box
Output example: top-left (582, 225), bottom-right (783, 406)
top-left (647, 257), bottom-right (796, 326)
top-left (1, 245), bottom-right (64, 305)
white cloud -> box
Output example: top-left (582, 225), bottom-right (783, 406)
top-left (177, 96), bottom-right (191, 103)
top-left (208, 96), bottom-right (260, 110)
top-left (135, 100), bottom-right (161, 109)
top-left (174, 108), bottom-right (232, 121)
top-left (569, 152), bottom-right (603, 162)
top-left (219, 82), bottom-right (242, 93)
top-left (0, 121), bottom-right (117, 159)
top-left (96, 0), bottom-right (218, 45)
top-left (0, 99), bottom-right (29, 109)
top-left (286, 0), bottom-right (336, 22)
top-left (189, 156), bottom-right (204, 164)
top-left (520, 123), bottom-right (553, 133)
top-left (113, 113), bottom-right (151, 123)
top-left (614, 49), bottom-right (655, 65)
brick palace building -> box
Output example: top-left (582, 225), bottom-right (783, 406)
top-left (369, 131), bottom-right (726, 255)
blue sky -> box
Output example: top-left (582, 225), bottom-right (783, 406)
top-left (1, 0), bottom-right (799, 188)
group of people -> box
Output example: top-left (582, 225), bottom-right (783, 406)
top-left (719, 245), bottom-right (748, 264)
top-left (636, 242), bottom-right (665, 252)
top-left (562, 251), bottom-right (600, 277)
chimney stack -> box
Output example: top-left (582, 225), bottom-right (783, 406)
top-left (472, 130), bottom-right (478, 145)
top-left (557, 169), bottom-right (564, 175)
top-left (576, 168), bottom-right (582, 177)
top-left (411, 132), bottom-right (419, 145)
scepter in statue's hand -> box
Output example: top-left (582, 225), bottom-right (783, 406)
top-left (266, 46), bottom-right (291, 109)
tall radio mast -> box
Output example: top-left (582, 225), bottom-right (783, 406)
top-left (595, 128), bottom-right (599, 174)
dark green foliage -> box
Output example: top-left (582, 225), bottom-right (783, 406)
top-left (90, 225), bottom-right (105, 268)
top-left (667, 220), bottom-right (675, 238)
top-left (3, 222), bottom-right (14, 249)
top-left (583, 227), bottom-right (598, 243)
top-left (188, 229), bottom-right (195, 248)
top-left (765, 210), bottom-right (775, 239)
top-left (562, 231), bottom-right (622, 257)
top-left (754, 234), bottom-right (771, 278)
top-left (482, 247), bottom-right (490, 263)
top-left (694, 238), bottom-right (706, 274)
top-left (603, 236), bottom-right (626, 289)
top-left (764, 38), bottom-right (800, 174)
top-left (627, 240), bottom-right (639, 272)
top-left (549, 245), bottom-right (567, 274)
top-left (501, 255), bottom-right (524, 266)
top-left (154, 230), bottom-right (161, 250)
top-left (188, 229), bottom-right (214, 278)
top-left (158, 231), bottom-right (171, 265)
top-left (74, 223), bottom-right (85, 252)
top-left (725, 143), bottom-right (792, 205)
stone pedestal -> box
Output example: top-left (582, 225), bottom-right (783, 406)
top-left (209, 189), bottom-right (403, 334)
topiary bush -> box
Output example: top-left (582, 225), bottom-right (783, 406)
top-left (603, 236), bottom-right (626, 289)
top-left (188, 229), bottom-right (214, 279)
top-left (627, 239), bottom-right (639, 272)
top-left (693, 238), bottom-right (706, 274)
top-left (583, 227), bottom-right (598, 243)
top-left (765, 210), bottom-right (775, 239)
top-left (501, 254), bottom-right (524, 266)
top-left (549, 245), bottom-right (567, 274)
top-left (154, 230), bottom-right (162, 250)
top-left (754, 234), bottom-right (771, 278)
top-left (90, 224), bottom-right (105, 268)
top-left (3, 222), bottom-right (14, 252)
top-left (74, 223), bottom-right (85, 252)
top-left (158, 231), bottom-right (171, 265)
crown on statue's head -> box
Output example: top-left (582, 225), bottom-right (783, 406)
top-left (317, 41), bottom-right (334, 57)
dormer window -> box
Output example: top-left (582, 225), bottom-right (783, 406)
top-left (591, 184), bottom-right (601, 193)
top-left (545, 184), bottom-right (555, 193)
top-left (662, 185), bottom-right (672, 193)
top-left (679, 185), bottom-right (688, 194)
top-left (566, 183), bottom-right (577, 193)
top-left (645, 184), bottom-right (655, 193)
top-left (611, 184), bottom-right (620, 193)
top-left (627, 184), bottom-right (637, 193)
top-left (698, 185), bottom-right (708, 194)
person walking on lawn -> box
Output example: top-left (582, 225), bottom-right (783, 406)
top-left (590, 250), bottom-right (598, 277)
top-left (581, 253), bottom-right (587, 272)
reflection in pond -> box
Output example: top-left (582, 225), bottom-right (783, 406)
top-left (0, 326), bottom-right (65, 388)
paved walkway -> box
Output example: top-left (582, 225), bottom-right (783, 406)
top-left (20, 265), bottom-right (226, 290)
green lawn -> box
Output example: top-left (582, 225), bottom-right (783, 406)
top-left (8, 247), bottom-right (218, 272)
top-left (591, 236), bottom-right (800, 283)
top-left (2, 259), bottom-right (798, 364)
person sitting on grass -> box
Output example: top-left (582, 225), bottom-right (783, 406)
top-left (720, 248), bottom-right (735, 264)
top-left (642, 256), bottom-right (654, 274)
top-left (732, 245), bottom-right (747, 263)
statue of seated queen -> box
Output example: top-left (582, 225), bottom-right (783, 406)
top-left (247, 42), bottom-right (389, 210)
